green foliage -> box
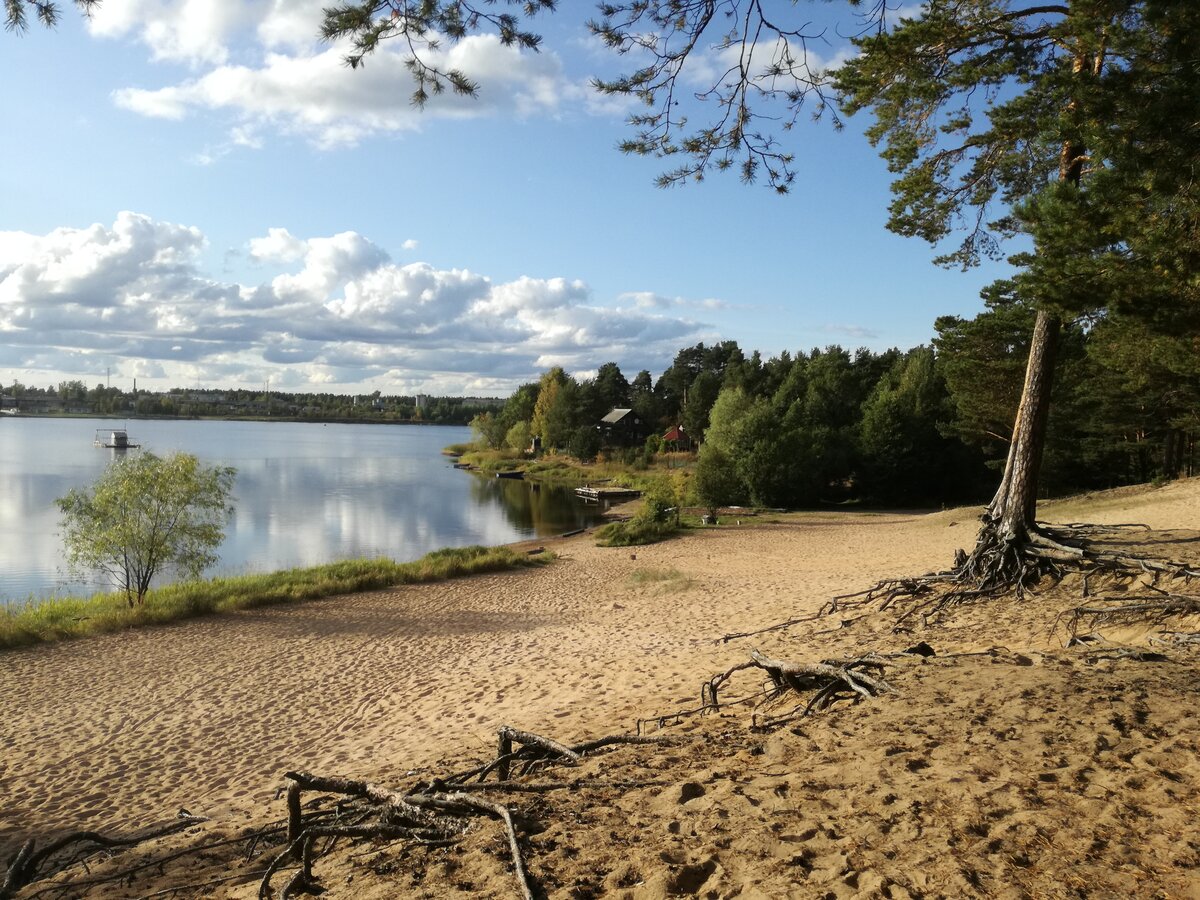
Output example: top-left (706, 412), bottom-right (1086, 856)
top-left (0, 546), bottom-right (551, 651)
top-left (57, 453), bottom-right (236, 607)
top-left (321, 0), bottom-right (555, 103)
top-left (857, 348), bottom-right (984, 504)
top-left (637, 476), bottom-right (680, 525)
top-left (531, 367), bottom-right (569, 448)
top-left (505, 419), bottom-right (532, 453)
top-left (568, 425), bottom-right (602, 463)
top-left (594, 518), bottom-right (680, 547)
top-left (470, 411), bottom-right (505, 449)
top-left (692, 445), bottom-right (744, 518)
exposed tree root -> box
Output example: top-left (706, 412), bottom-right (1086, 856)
top-left (0, 814), bottom-right (206, 899)
top-left (255, 727), bottom-right (676, 900)
top-left (4, 725), bottom-right (672, 900)
top-left (839, 519), bottom-right (1200, 629)
top-left (678, 649), bottom-right (892, 731)
top-left (1059, 588), bottom-right (1200, 637)
top-left (1151, 631), bottom-right (1200, 647)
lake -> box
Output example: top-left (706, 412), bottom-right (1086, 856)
top-left (0, 417), bottom-right (609, 604)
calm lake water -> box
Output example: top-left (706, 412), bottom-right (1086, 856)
top-left (0, 418), bottom-right (608, 604)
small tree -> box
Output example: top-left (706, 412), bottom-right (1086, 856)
top-left (57, 452), bottom-right (237, 606)
top-left (692, 445), bottom-right (744, 523)
top-left (505, 420), bottom-right (532, 454)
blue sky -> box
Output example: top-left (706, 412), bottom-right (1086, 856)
top-left (0, 1), bottom-right (1013, 396)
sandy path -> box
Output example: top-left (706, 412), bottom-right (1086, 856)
top-left (1, 480), bottom-right (1195, 861)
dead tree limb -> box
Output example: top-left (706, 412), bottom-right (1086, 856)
top-left (1, 816), bottom-right (206, 899)
top-left (700, 649), bottom-right (892, 726)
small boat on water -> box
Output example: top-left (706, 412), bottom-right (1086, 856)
top-left (93, 428), bottom-right (141, 450)
top-left (495, 470), bottom-right (525, 479)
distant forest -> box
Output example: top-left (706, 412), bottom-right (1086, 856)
top-left (0, 382), bottom-right (501, 427)
top-left (472, 297), bottom-right (1200, 508)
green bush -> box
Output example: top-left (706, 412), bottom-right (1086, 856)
top-left (595, 518), bottom-right (680, 547)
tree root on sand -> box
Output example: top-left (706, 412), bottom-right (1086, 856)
top-left (0, 814), bottom-right (207, 899)
top-left (257, 727), bottom-right (676, 900)
top-left (722, 521), bottom-right (1200, 644)
top-left (639, 649), bottom-right (894, 735)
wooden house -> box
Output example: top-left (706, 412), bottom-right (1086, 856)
top-left (599, 408), bottom-right (647, 446)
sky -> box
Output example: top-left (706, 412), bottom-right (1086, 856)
top-left (0, 1), bottom-right (1016, 398)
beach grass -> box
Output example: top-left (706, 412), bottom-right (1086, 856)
top-left (0, 545), bottom-right (552, 651)
top-left (594, 518), bottom-right (684, 547)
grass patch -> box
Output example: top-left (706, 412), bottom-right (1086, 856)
top-left (595, 519), bottom-right (684, 547)
top-left (0, 546), bottom-right (553, 652)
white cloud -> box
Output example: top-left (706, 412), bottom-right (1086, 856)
top-left (112, 27), bottom-right (582, 148)
top-left (401, 239), bottom-right (419, 252)
top-left (0, 214), bottom-right (709, 394)
top-left (88, 0), bottom-right (259, 66)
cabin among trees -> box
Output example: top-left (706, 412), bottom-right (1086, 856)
top-left (599, 409), bottom-right (647, 447)
top-left (662, 425), bottom-right (692, 453)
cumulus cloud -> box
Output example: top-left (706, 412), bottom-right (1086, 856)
top-left (0, 213), bottom-right (711, 393)
top-left (99, 0), bottom-right (587, 148)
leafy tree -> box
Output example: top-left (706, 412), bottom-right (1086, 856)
top-left (857, 347), bottom-right (985, 505)
top-left (693, 445), bottom-right (745, 521)
top-left (469, 411), bottom-right (504, 449)
top-left (56, 452), bottom-right (236, 606)
top-left (530, 367), bottom-right (568, 448)
top-left (680, 369), bottom-right (721, 444)
top-left (505, 419), bottom-right (532, 453)
top-left (629, 369), bottom-right (662, 432)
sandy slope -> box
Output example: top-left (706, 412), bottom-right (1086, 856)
top-left (3, 479), bottom-right (1200, 898)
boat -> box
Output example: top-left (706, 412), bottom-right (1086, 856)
top-left (495, 470), bottom-right (525, 479)
top-left (93, 428), bottom-right (141, 450)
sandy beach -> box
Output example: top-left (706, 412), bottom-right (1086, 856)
top-left (4, 479), bottom-right (1200, 898)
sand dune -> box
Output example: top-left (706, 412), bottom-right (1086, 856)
top-left (3, 480), bottom-right (1200, 897)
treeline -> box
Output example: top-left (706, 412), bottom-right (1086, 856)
top-left (0, 382), bottom-right (499, 426)
top-left (476, 300), bottom-right (1200, 509)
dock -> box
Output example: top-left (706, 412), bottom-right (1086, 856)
top-left (574, 485), bottom-right (641, 501)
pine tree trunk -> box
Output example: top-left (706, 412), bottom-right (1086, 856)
top-left (963, 308), bottom-right (1061, 582)
top-left (985, 308), bottom-right (1061, 538)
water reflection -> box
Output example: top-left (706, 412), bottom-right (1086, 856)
top-left (470, 477), bottom-right (611, 535)
top-left (0, 418), bottom-right (607, 603)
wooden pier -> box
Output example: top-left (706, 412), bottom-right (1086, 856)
top-left (574, 485), bottom-right (641, 501)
